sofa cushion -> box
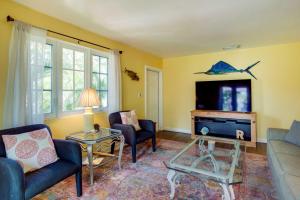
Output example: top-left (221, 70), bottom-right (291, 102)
top-left (25, 159), bottom-right (79, 199)
top-left (276, 153), bottom-right (300, 177)
top-left (284, 174), bottom-right (300, 199)
top-left (2, 128), bottom-right (58, 173)
top-left (285, 120), bottom-right (300, 146)
top-left (270, 140), bottom-right (300, 157)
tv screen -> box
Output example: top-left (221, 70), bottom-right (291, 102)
top-left (196, 79), bottom-right (252, 112)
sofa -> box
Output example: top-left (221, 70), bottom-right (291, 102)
top-left (0, 124), bottom-right (82, 200)
top-left (267, 128), bottom-right (300, 200)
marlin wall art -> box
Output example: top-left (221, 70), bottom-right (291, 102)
top-left (194, 61), bottom-right (260, 79)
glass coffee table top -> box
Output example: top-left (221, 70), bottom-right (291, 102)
top-left (165, 136), bottom-right (245, 199)
top-left (166, 136), bottom-right (245, 185)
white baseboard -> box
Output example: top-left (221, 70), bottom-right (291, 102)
top-left (257, 138), bottom-right (267, 143)
top-left (163, 127), bottom-right (267, 144)
top-left (163, 127), bottom-right (191, 134)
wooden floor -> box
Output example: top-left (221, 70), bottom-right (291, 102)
top-left (157, 130), bottom-right (267, 155)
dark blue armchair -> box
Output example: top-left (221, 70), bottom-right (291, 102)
top-left (109, 111), bottom-right (156, 163)
top-left (0, 124), bottom-right (82, 200)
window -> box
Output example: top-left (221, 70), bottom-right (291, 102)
top-left (43, 44), bottom-right (53, 114)
top-left (62, 48), bottom-right (85, 111)
top-left (92, 55), bottom-right (108, 108)
top-left (35, 39), bottom-right (110, 117)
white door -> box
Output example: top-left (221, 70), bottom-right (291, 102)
top-left (146, 69), bottom-right (160, 129)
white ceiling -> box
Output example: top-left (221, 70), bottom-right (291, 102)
top-left (15, 0), bottom-right (300, 58)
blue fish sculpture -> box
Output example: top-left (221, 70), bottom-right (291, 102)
top-left (194, 61), bottom-right (260, 79)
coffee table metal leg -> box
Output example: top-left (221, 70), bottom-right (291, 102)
top-left (87, 144), bottom-right (94, 185)
top-left (167, 169), bottom-right (177, 199)
top-left (220, 183), bottom-right (235, 200)
top-left (118, 135), bottom-right (125, 170)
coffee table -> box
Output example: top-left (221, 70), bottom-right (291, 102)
top-left (165, 136), bottom-right (245, 200)
top-left (66, 128), bottom-right (125, 185)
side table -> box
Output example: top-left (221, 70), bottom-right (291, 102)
top-left (66, 128), bottom-right (125, 185)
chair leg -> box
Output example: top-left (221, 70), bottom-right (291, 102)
top-left (152, 136), bottom-right (156, 152)
top-left (132, 145), bottom-right (137, 163)
top-left (75, 170), bottom-right (82, 197)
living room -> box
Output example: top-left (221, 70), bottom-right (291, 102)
top-left (0, 0), bottom-right (299, 199)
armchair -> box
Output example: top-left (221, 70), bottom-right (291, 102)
top-left (109, 111), bottom-right (156, 163)
top-left (0, 124), bottom-right (82, 200)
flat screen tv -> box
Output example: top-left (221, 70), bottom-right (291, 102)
top-left (196, 79), bottom-right (252, 112)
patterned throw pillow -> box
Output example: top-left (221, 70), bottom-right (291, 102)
top-left (120, 110), bottom-right (141, 131)
top-left (2, 128), bottom-right (58, 173)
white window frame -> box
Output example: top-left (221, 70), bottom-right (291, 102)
top-left (44, 37), bottom-right (110, 119)
top-left (90, 49), bottom-right (110, 112)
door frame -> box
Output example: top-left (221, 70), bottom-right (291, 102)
top-left (144, 65), bottom-right (163, 130)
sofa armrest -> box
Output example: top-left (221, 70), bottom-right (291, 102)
top-left (112, 123), bottom-right (136, 146)
top-left (0, 157), bottom-right (25, 200)
top-left (138, 119), bottom-right (156, 133)
top-left (267, 128), bottom-right (289, 142)
top-left (53, 139), bottom-right (82, 167)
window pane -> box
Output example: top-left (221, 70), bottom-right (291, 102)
top-left (75, 51), bottom-right (84, 70)
top-left (74, 71), bottom-right (84, 90)
top-left (63, 70), bottom-right (73, 90)
top-left (100, 57), bottom-right (108, 73)
top-left (63, 91), bottom-right (74, 111)
top-left (43, 91), bottom-right (51, 114)
top-left (92, 73), bottom-right (100, 90)
top-left (100, 74), bottom-right (108, 90)
top-left (63, 48), bottom-right (73, 69)
top-left (74, 90), bottom-right (82, 110)
top-left (100, 91), bottom-right (108, 108)
top-left (92, 56), bottom-right (99, 73)
top-left (44, 44), bottom-right (52, 67)
top-left (43, 67), bottom-right (51, 90)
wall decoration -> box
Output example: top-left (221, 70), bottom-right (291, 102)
top-left (236, 129), bottom-right (245, 140)
top-left (124, 68), bottom-right (140, 81)
top-left (194, 61), bottom-right (260, 79)
top-left (201, 127), bottom-right (209, 135)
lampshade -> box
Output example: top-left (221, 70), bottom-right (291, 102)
top-left (80, 88), bottom-right (100, 107)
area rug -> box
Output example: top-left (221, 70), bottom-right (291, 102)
top-left (34, 139), bottom-right (277, 200)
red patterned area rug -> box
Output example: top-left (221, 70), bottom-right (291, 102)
top-left (34, 139), bottom-right (277, 200)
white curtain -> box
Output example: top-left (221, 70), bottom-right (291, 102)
top-left (3, 21), bottom-right (47, 128)
top-left (108, 50), bottom-right (122, 113)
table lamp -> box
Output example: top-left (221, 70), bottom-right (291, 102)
top-left (80, 88), bottom-right (100, 132)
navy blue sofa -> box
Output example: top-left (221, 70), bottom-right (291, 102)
top-left (109, 111), bottom-right (156, 163)
top-left (0, 124), bottom-right (82, 200)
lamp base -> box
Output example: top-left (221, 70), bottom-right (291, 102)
top-left (83, 107), bottom-right (94, 132)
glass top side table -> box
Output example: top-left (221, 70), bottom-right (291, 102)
top-left (66, 128), bottom-right (125, 185)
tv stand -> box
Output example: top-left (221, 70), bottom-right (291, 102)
top-left (191, 110), bottom-right (257, 147)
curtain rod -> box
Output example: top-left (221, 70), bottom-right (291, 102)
top-left (6, 15), bottom-right (123, 54)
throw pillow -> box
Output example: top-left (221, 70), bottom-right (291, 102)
top-left (285, 120), bottom-right (300, 146)
top-left (120, 110), bottom-right (141, 131)
top-left (2, 128), bottom-right (58, 173)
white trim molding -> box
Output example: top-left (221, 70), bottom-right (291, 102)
top-left (257, 138), bottom-right (267, 143)
top-left (163, 127), bottom-right (191, 134)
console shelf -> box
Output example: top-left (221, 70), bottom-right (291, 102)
top-left (191, 110), bottom-right (257, 147)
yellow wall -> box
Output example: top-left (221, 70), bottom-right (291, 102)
top-left (0, 0), bottom-right (162, 138)
top-left (163, 43), bottom-right (300, 141)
